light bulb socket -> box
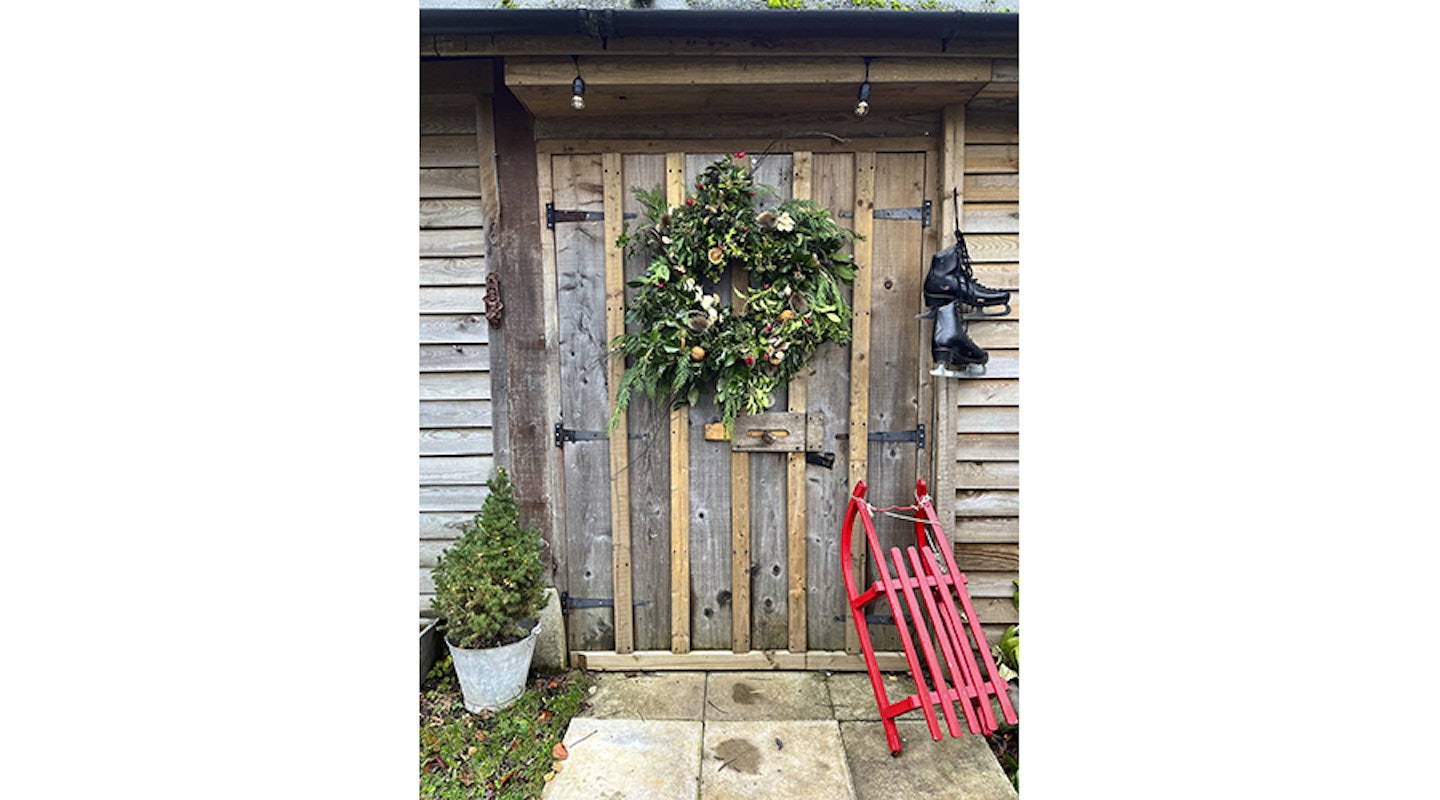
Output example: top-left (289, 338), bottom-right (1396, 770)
top-left (855, 81), bottom-right (871, 116)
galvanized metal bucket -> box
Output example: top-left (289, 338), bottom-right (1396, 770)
top-left (446, 621), bottom-right (540, 713)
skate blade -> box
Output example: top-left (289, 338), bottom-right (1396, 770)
top-left (930, 363), bottom-right (986, 379)
top-left (961, 303), bottom-right (1011, 320)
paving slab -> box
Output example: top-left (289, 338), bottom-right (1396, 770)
top-left (585, 671), bottom-right (708, 720)
top-left (827, 671), bottom-right (908, 721)
top-left (841, 720), bottom-right (1017, 800)
top-left (541, 717), bottom-right (702, 800)
top-left (700, 720), bottom-right (855, 800)
top-left (703, 672), bottom-right (832, 720)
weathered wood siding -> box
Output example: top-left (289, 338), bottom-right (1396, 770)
top-left (948, 106), bottom-right (1020, 627)
top-left (419, 63), bottom-right (500, 614)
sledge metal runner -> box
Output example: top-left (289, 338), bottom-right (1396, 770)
top-left (841, 479), bottom-right (1018, 756)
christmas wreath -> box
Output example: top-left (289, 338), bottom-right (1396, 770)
top-left (608, 155), bottom-right (861, 433)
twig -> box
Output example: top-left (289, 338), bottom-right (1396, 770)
top-left (567, 729), bottom-right (599, 749)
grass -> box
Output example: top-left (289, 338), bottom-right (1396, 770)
top-left (419, 656), bottom-right (593, 800)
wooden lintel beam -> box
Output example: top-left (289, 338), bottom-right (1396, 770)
top-left (504, 56), bottom-right (992, 87)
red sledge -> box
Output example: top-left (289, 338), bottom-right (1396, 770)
top-left (842, 479), bottom-right (1018, 756)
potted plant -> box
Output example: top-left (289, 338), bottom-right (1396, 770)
top-left (431, 467), bottom-right (547, 712)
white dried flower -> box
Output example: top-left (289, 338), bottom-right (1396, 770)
top-left (776, 212), bottom-right (795, 232)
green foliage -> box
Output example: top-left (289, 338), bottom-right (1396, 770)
top-left (420, 657), bottom-right (592, 799)
top-left (767, 0), bottom-right (807, 7)
top-left (431, 468), bottom-right (546, 649)
top-left (608, 155), bottom-right (859, 433)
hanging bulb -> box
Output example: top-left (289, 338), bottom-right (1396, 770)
top-left (855, 82), bottom-right (871, 117)
top-left (571, 76), bottom-right (586, 110)
top-left (855, 57), bottom-right (873, 117)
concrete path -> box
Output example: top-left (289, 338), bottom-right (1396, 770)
top-left (542, 671), bottom-right (1017, 800)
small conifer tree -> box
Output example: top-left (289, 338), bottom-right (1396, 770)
top-left (432, 468), bottom-right (546, 649)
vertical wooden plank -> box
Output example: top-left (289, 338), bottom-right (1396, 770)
top-left (684, 152), bottom-right (735, 651)
top-left (667, 151), bottom-right (692, 655)
top-left (622, 153), bottom-right (672, 651)
top-left (731, 154), bottom-right (753, 653)
top-left (748, 153), bottom-right (793, 651)
top-left (933, 106), bottom-right (966, 534)
top-left (604, 152), bottom-right (634, 655)
top-left (864, 151), bottom-right (927, 654)
top-left (806, 152), bottom-right (855, 652)
top-left (786, 151), bottom-right (812, 654)
top-left (554, 153), bottom-right (614, 653)
top-left (845, 152), bottom-right (876, 655)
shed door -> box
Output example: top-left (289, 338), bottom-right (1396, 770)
top-left (547, 146), bottom-right (937, 663)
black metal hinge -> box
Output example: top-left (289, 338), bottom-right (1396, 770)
top-left (836, 424), bottom-right (925, 449)
top-left (836, 614), bottom-right (896, 625)
top-left (838, 200), bottom-right (931, 227)
top-left (805, 451), bottom-right (836, 469)
top-left (560, 592), bottom-right (653, 615)
top-left (545, 203), bottom-right (637, 229)
top-left (554, 423), bottom-right (647, 447)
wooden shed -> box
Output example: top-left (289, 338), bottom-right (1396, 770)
top-left (419, 7), bottom-right (1020, 671)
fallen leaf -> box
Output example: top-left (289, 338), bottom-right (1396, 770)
top-left (553, 762), bottom-right (564, 773)
top-left (552, 742), bottom-right (569, 760)
top-left (538, 709), bottom-right (552, 723)
top-left (543, 771), bottom-right (555, 783)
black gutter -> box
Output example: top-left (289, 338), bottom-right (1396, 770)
top-left (419, 9), bottom-right (1017, 42)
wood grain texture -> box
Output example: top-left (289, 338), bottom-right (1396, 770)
top-left (419, 373), bottom-right (492, 401)
top-left (667, 152), bottom-right (692, 655)
top-left (419, 343), bottom-right (489, 372)
top-left (621, 154), bottom-right (673, 652)
top-left (420, 456), bottom-right (497, 485)
top-left (553, 153), bottom-right (616, 652)
top-left (684, 154), bottom-right (736, 652)
top-left (419, 314), bottom-right (491, 344)
top-left (805, 152), bottom-right (856, 653)
top-left (420, 135), bottom-right (480, 168)
top-left (420, 199), bottom-right (486, 229)
top-left (420, 167), bottom-right (481, 198)
top-left (534, 111), bottom-right (942, 142)
top-left (956, 407), bottom-right (1020, 434)
top-left (964, 144), bottom-right (1019, 174)
top-left (844, 152), bottom-right (875, 656)
top-left (420, 95), bottom-right (479, 135)
top-left (965, 108), bottom-right (1019, 144)
top-left (746, 154), bottom-right (793, 652)
top-left (420, 485), bottom-right (491, 513)
top-left (419, 287), bottom-right (487, 314)
top-left (604, 152), bottom-right (635, 654)
top-left (786, 146), bottom-right (809, 654)
top-left (420, 400), bottom-right (493, 429)
top-left (954, 434), bottom-right (1019, 462)
top-left (419, 258), bottom-right (487, 287)
top-left (954, 461), bottom-right (1020, 490)
top-left (420, 428), bottom-right (495, 456)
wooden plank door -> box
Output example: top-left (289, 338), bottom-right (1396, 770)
top-left (547, 145), bottom-right (937, 663)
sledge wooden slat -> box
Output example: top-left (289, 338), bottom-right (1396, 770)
top-left (603, 152), bottom-right (635, 655)
top-left (845, 152), bottom-right (875, 655)
top-left (667, 152), bottom-right (692, 655)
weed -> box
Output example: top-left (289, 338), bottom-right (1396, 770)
top-left (420, 656), bottom-right (592, 799)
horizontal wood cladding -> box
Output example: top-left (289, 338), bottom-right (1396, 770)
top-left (950, 379), bottom-right (1019, 406)
top-left (420, 455), bottom-right (496, 485)
top-left (421, 484), bottom-right (493, 513)
top-left (956, 407), bottom-right (1019, 434)
top-left (954, 434), bottom-right (1019, 461)
top-left (955, 461), bottom-right (1019, 489)
top-left (420, 373), bottom-right (492, 401)
top-left (420, 286), bottom-right (489, 314)
top-left (419, 343), bottom-right (490, 372)
top-left (420, 428), bottom-right (495, 456)
top-left (420, 258), bottom-right (487, 286)
top-left (420, 512), bottom-right (475, 540)
top-left (952, 542), bottom-right (1018, 571)
top-left (420, 135), bottom-right (480, 168)
top-left (966, 144), bottom-right (1019, 173)
top-left (420, 400), bottom-right (493, 428)
top-left (955, 490), bottom-right (1019, 517)
top-left (965, 174), bottom-right (1018, 203)
top-left (420, 228), bottom-right (487, 258)
top-left (964, 108), bottom-right (1018, 144)
top-left (952, 516), bottom-right (1019, 543)
top-left (420, 200), bottom-right (486, 230)
top-left (420, 96), bottom-right (479, 135)
top-left (420, 167), bottom-right (481, 198)
top-left (419, 315), bottom-right (491, 344)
